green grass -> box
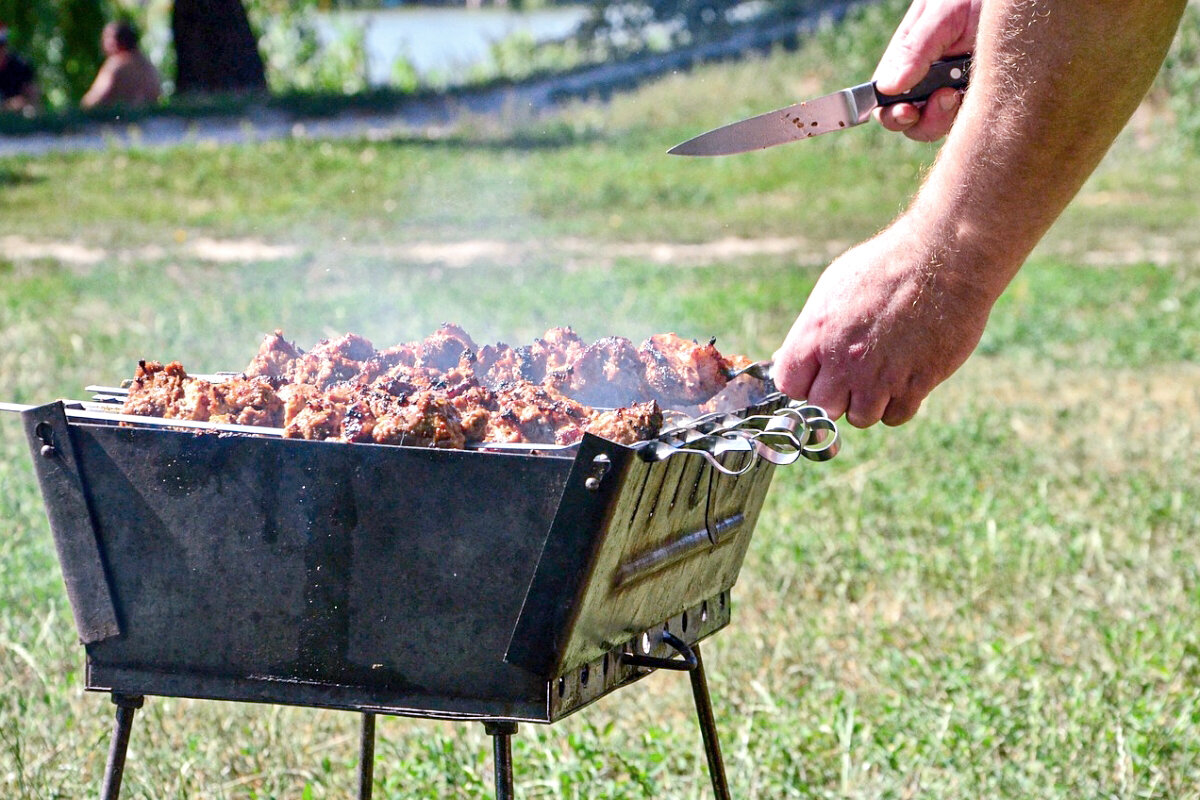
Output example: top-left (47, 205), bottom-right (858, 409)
top-left (1, 5), bottom-right (1199, 798)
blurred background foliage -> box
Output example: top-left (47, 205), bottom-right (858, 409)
top-left (1158, 1), bottom-right (1200, 148)
top-left (1, 0), bottom-right (1198, 151)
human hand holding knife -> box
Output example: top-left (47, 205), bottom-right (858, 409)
top-left (668, 54), bottom-right (971, 156)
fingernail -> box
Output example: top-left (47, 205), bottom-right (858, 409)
top-left (937, 91), bottom-right (961, 113)
top-left (896, 105), bottom-right (918, 125)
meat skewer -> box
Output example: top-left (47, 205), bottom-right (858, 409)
top-left (119, 326), bottom-right (769, 450)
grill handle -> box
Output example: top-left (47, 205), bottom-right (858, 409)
top-left (634, 400), bottom-right (840, 474)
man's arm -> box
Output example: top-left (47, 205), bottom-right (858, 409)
top-left (773, 0), bottom-right (1188, 427)
top-left (81, 60), bottom-right (117, 109)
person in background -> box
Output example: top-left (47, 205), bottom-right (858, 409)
top-left (772, 0), bottom-right (1188, 428)
top-left (81, 21), bottom-right (161, 110)
top-left (0, 23), bottom-right (40, 114)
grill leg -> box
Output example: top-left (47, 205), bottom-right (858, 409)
top-left (358, 712), bottom-right (376, 800)
top-left (688, 645), bottom-right (731, 800)
top-left (100, 694), bottom-right (144, 800)
top-left (483, 721), bottom-right (518, 800)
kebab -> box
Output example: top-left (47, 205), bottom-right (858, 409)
top-left (120, 325), bottom-right (767, 449)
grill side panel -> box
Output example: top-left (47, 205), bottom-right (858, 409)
top-left (506, 434), bottom-right (777, 680)
top-left (20, 404), bottom-right (121, 644)
top-left (61, 422), bottom-right (572, 720)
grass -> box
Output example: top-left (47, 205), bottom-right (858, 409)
top-left (2, 4), bottom-right (1199, 798)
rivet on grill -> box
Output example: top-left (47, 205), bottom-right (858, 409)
top-left (585, 453), bottom-right (611, 491)
top-left (35, 422), bottom-right (56, 458)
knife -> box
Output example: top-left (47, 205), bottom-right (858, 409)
top-left (668, 54), bottom-right (971, 156)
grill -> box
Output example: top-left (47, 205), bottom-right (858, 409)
top-left (3, 384), bottom-right (837, 799)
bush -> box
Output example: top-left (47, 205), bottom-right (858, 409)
top-left (1158, 3), bottom-right (1200, 149)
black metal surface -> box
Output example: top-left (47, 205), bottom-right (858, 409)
top-left (484, 721), bottom-right (518, 800)
top-left (20, 395), bottom-right (783, 723)
top-left (21, 404), bottom-right (120, 644)
top-left (688, 645), bottom-right (731, 800)
top-left (101, 694), bottom-right (143, 800)
top-left (620, 630), bottom-right (697, 671)
top-left (359, 712), bottom-right (376, 800)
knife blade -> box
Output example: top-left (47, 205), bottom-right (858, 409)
top-left (668, 54), bottom-right (971, 157)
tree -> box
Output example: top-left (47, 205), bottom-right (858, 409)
top-left (172, 0), bottom-right (267, 95)
top-left (0, 0), bottom-right (105, 106)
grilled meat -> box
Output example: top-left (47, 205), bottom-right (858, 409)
top-left (244, 330), bottom-right (302, 381)
top-left (550, 336), bottom-right (652, 409)
top-left (123, 360), bottom-right (188, 418)
top-left (277, 382), bottom-right (322, 427)
top-left (528, 327), bottom-right (587, 379)
top-left (123, 325), bottom-right (766, 449)
top-left (476, 342), bottom-right (535, 386)
top-left (491, 380), bottom-right (592, 445)
top-left (371, 391), bottom-right (467, 449)
top-left (416, 323), bottom-right (478, 371)
top-left (639, 333), bottom-right (730, 406)
top-left (123, 360), bottom-right (283, 427)
top-left (586, 401), bottom-right (663, 445)
top-left (213, 377), bottom-right (285, 427)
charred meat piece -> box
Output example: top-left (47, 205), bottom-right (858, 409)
top-left (525, 327), bottom-right (586, 382)
top-left (122, 361), bottom-right (283, 427)
top-left (244, 330), bottom-right (304, 380)
top-left (370, 390), bottom-right (467, 449)
top-left (492, 380), bottom-right (592, 445)
top-left (585, 401), bottom-right (663, 446)
top-left (277, 383), bottom-right (323, 427)
top-left (372, 361), bottom-right (480, 402)
top-left (553, 336), bottom-right (652, 409)
top-left (698, 375), bottom-right (765, 414)
top-left (416, 323), bottom-right (478, 371)
top-left (285, 333), bottom-right (377, 388)
top-left (476, 342), bottom-right (536, 387)
top-left (639, 333), bottom-right (730, 407)
top-left (122, 360), bottom-right (190, 419)
top-left (208, 377), bottom-right (284, 427)
top-left (448, 385), bottom-right (499, 443)
top-left (284, 397), bottom-right (346, 441)
top-left (287, 352), bottom-right (363, 389)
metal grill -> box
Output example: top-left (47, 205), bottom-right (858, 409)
top-left (4, 386), bottom-right (837, 799)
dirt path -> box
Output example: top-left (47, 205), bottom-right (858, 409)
top-left (0, 233), bottom-right (850, 269)
top-left (0, 5), bottom-right (857, 158)
top-left (5, 227), bottom-right (1194, 270)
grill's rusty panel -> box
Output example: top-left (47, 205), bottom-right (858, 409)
top-left (19, 395), bottom-right (801, 723)
top-left (504, 435), bottom-right (775, 679)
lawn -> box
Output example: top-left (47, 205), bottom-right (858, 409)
top-left (1, 6), bottom-right (1199, 799)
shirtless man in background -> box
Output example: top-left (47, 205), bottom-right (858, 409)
top-left (81, 21), bottom-right (161, 110)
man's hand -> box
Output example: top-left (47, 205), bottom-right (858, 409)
top-left (873, 0), bottom-right (982, 141)
top-left (772, 220), bottom-right (994, 427)
top-left (773, 0), bottom-right (1186, 428)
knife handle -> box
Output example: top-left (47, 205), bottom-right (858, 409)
top-left (874, 54), bottom-right (972, 106)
